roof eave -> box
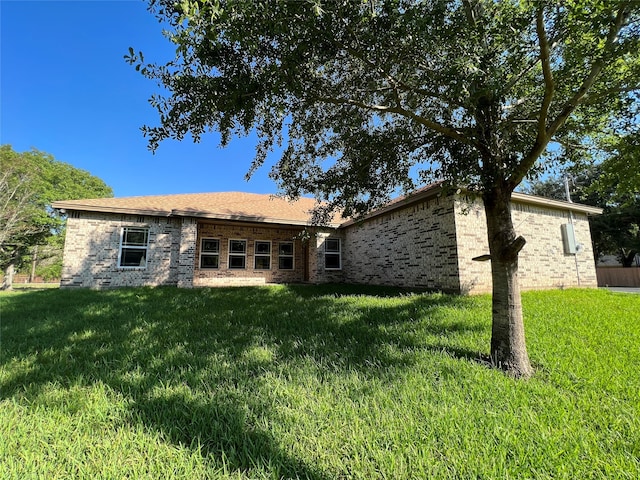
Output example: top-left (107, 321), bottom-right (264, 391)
top-left (510, 192), bottom-right (603, 215)
top-left (171, 209), bottom-right (341, 228)
top-left (339, 184), bottom-right (444, 227)
top-left (51, 201), bottom-right (172, 217)
top-left (338, 186), bottom-right (602, 228)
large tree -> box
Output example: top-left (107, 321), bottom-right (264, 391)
top-left (0, 145), bottom-right (113, 289)
top-left (129, 0), bottom-right (640, 377)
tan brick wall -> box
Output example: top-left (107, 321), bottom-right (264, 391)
top-left (60, 212), bottom-right (345, 288)
top-left (455, 197), bottom-right (599, 293)
top-left (307, 230), bottom-right (346, 284)
top-left (61, 196), bottom-right (599, 293)
top-left (192, 222), bottom-right (307, 286)
top-left (60, 212), bottom-right (181, 288)
top-left (341, 196), bottom-right (461, 292)
top-left (177, 218), bottom-right (197, 288)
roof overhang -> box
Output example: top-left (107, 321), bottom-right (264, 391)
top-left (51, 201), bottom-right (173, 217)
top-left (339, 185), bottom-right (602, 228)
top-left (510, 192), bottom-right (603, 215)
top-left (171, 209), bottom-right (342, 228)
top-left (51, 201), bottom-right (342, 228)
top-left (339, 184), bottom-right (445, 227)
top-left (52, 186), bottom-right (601, 231)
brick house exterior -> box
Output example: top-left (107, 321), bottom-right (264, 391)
top-left (52, 185), bottom-right (601, 293)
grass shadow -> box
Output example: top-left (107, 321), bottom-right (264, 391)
top-left (1, 285), bottom-right (488, 477)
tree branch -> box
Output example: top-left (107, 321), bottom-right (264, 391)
top-left (502, 55), bottom-right (539, 94)
top-left (506, 236), bottom-right (527, 261)
top-left (545, 5), bottom-right (630, 137)
top-left (502, 32), bottom-right (563, 94)
top-left (508, 3), bottom-right (631, 188)
top-left (536, 7), bottom-right (555, 146)
top-left (332, 25), bottom-right (467, 110)
top-left (462, 0), bottom-right (481, 27)
top-left (315, 96), bottom-right (476, 147)
top-left (581, 85), bottom-right (640, 104)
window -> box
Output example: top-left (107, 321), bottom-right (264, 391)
top-left (278, 242), bottom-right (294, 270)
top-left (254, 241), bottom-right (272, 270)
top-left (228, 239), bottom-right (247, 269)
top-left (200, 238), bottom-right (220, 269)
top-left (324, 238), bottom-right (341, 270)
top-left (118, 227), bottom-right (149, 268)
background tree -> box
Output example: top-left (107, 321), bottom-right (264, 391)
top-left (593, 130), bottom-right (640, 266)
top-left (594, 204), bottom-right (640, 267)
top-left (0, 145), bottom-right (113, 289)
top-left (594, 128), bottom-right (640, 206)
top-left (0, 153), bottom-right (38, 289)
top-left (129, 0), bottom-right (640, 377)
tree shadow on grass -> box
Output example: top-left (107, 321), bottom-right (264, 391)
top-left (1, 285), bottom-right (487, 477)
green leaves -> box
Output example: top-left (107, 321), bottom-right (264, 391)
top-left (0, 145), bottom-right (113, 271)
top-left (133, 0), bottom-right (639, 216)
top-left (595, 129), bottom-right (640, 206)
top-left (124, 47), bottom-right (145, 73)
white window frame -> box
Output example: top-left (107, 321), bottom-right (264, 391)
top-left (278, 241), bottom-right (295, 270)
top-left (228, 239), bottom-right (247, 269)
top-left (118, 227), bottom-right (150, 269)
top-left (324, 238), bottom-right (342, 270)
top-left (254, 240), bottom-right (272, 270)
top-left (199, 238), bottom-right (220, 269)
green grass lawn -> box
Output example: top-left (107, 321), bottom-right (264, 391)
top-left (10, 282), bottom-right (60, 291)
top-left (1, 285), bottom-right (638, 479)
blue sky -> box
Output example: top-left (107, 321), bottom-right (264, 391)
top-left (1, 0), bottom-right (278, 197)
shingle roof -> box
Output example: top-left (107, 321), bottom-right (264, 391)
top-left (52, 184), bottom-right (601, 230)
top-left (52, 192), bottom-right (342, 227)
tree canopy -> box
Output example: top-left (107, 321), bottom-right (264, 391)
top-left (132, 0), bottom-right (638, 213)
top-left (130, 0), bottom-right (640, 377)
top-left (0, 145), bottom-right (113, 285)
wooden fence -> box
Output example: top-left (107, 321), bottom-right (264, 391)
top-left (12, 274), bottom-right (60, 284)
top-left (596, 267), bottom-right (640, 287)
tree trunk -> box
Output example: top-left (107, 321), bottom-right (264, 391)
top-left (1, 263), bottom-right (15, 291)
top-left (483, 189), bottom-right (533, 378)
top-left (29, 245), bottom-right (38, 283)
top-left (620, 249), bottom-right (637, 268)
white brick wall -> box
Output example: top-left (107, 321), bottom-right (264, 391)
top-left (60, 213), bottom-right (345, 288)
top-left (177, 218), bottom-right (197, 288)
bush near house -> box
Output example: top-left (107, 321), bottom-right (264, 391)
top-left (1, 286), bottom-right (638, 479)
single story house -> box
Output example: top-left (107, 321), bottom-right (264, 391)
top-left (52, 184), bottom-right (602, 293)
